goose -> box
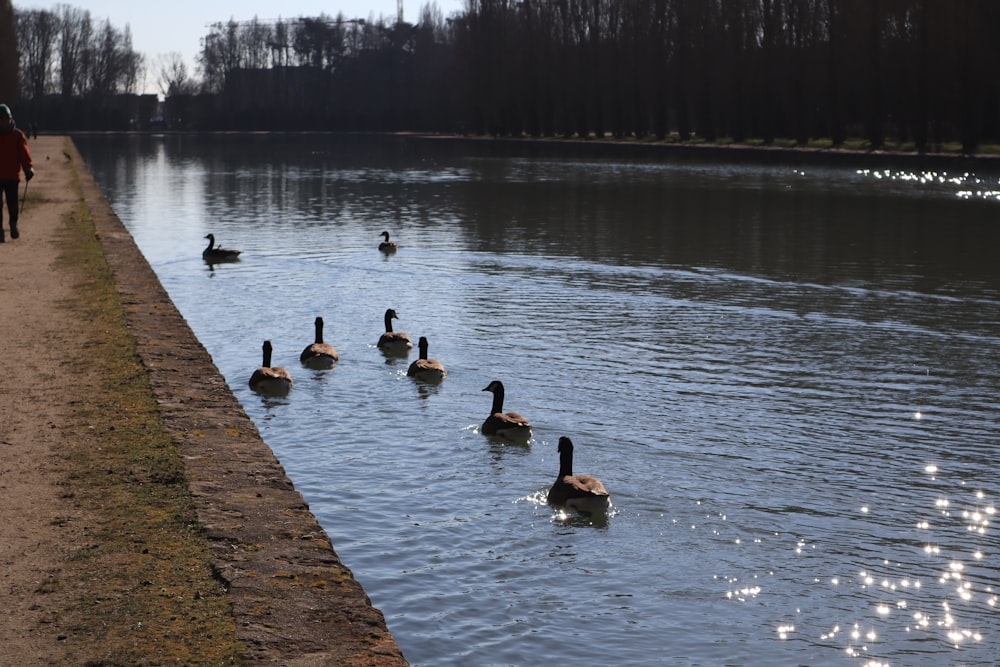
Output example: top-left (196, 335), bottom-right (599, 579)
top-left (377, 308), bottom-right (413, 353)
top-left (299, 316), bottom-right (339, 369)
top-left (378, 231), bottom-right (398, 253)
top-left (249, 340), bottom-right (293, 395)
top-left (547, 436), bottom-right (610, 514)
top-left (481, 380), bottom-right (532, 441)
top-left (202, 234), bottom-right (242, 262)
top-left (407, 336), bottom-right (447, 382)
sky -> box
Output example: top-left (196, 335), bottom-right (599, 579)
top-left (14, 0), bottom-right (467, 90)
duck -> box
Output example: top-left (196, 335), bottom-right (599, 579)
top-left (202, 234), bottom-right (242, 262)
top-left (378, 231), bottom-right (398, 253)
top-left (377, 308), bottom-right (413, 353)
top-left (547, 436), bottom-right (610, 514)
top-left (299, 316), bottom-right (339, 369)
top-left (481, 380), bottom-right (532, 441)
top-left (407, 336), bottom-right (447, 382)
top-left (249, 340), bottom-right (293, 395)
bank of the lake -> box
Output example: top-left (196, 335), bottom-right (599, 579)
top-left (411, 132), bottom-right (1000, 171)
top-left (0, 135), bottom-right (407, 665)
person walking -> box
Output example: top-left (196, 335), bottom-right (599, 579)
top-left (0, 103), bottom-right (34, 241)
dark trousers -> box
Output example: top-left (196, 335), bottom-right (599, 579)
top-left (0, 180), bottom-right (18, 228)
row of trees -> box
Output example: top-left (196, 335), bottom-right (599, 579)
top-left (16, 5), bottom-right (142, 100)
top-left (10, 0), bottom-right (1000, 152)
top-left (458, 0), bottom-right (1000, 151)
top-left (173, 8), bottom-right (459, 132)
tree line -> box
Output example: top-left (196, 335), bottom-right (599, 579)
top-left (16, 5), bottom-right (142, 99)
top-left (11, 0), bottom-right (1000, 152)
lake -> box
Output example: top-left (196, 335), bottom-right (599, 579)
top-left (74, 134), bottom-right (1000, 666)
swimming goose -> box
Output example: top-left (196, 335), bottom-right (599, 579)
top-left (300, 316), bottom-right (339, 369)
top-left (202, 234), bottom-right (242, 262)
top-left (547, 437), bottom-right (610, 514)
top-left (407, 336), bottom-right (447, 382)
top-left (377, 308), bottom-right (413, 353)
top-left (481, 380), bottom-right (532, 441)
top-left (378, 231), bottom-right (398, 253)
top-left (249, 340), bottom-right (293, 395)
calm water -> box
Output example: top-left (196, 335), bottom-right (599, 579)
top-left (75, 134), bottom-right (1000, 667)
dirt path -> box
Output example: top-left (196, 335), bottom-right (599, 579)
top-left (0, 136), bottom-right (87, 665)
top-left (0, 136), bottom-right (408, 666)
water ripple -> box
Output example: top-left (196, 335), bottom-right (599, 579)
top-left (75, 134), bottom-right (1000, 666)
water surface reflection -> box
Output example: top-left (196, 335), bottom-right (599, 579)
top-left (74, 134), bottom-right (1000, 666)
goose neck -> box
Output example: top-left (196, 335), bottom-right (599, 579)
top-left (489, 388), bottom-right (505, 415)
top-left (558, 447), bottom-right (574, 478)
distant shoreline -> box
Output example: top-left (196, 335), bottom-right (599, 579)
top-left (408, 133), bottom-right (1000, 172)
top-left (67, 130), bottom-right (1000, 172)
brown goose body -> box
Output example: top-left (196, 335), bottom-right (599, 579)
top-left (547, 436), bottom-right (610, 514)
top-left (300, 316), bottom-right (339, 369)
top-left (481, 380), bottom-right (532, 441)
top-left (202, 233), bottom-right (241, 262)
top-left (377, 308), bottom-right (413, 353)
top-left (249, 340), bottom-right (293, 395)
top-left (407, 336), bottom-right (447, 382)
top-left (378, 231), bottom-right (398, 253)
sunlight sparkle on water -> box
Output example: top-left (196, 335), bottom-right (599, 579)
top-left (935, 498), bottom-right (951, 518)
top-left (841, 479), bottom-right (998, 660)
top-left (724, 571), bottom-right (764, 602)
top-left (857, 167), bottom-right (1000, 201)
top-left (850, 623), bottom-right (878, 643)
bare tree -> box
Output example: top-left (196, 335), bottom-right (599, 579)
top-left (199, 19), bottom-right (242, 92)
top-left (18, 9), bottom-right (59, 99)
top-left (0, 0), bottom-right (17, 103)
top-left (240, 17), bottom-right (272, 70)
top-left (58, 4), bottom-right (91, 97)
top-left (155, 52), bottom-right (197, 96)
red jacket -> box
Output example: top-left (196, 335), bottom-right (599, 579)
top-left (0, 126), bottom-right (32, 182)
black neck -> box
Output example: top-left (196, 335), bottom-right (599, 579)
top-left (558, 446), bottom-right (574, 478)
top-left (490, 388), bottom-right (505, 414)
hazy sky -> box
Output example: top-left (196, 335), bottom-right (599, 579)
top-left (15, 0), bottom-right (466, 87)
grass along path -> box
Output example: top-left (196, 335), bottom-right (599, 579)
top-left (24, 138), bottom-right (243, 665)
